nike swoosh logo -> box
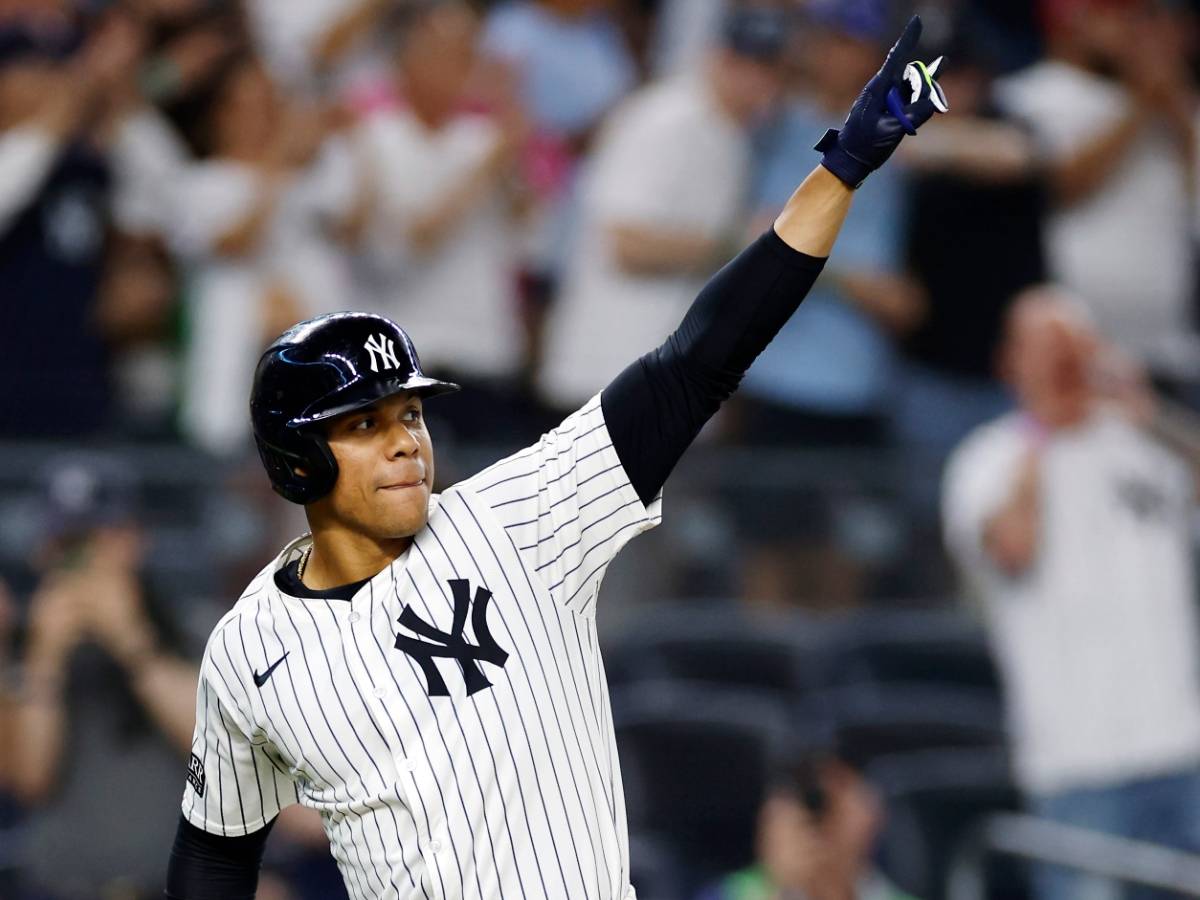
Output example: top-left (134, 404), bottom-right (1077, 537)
top-left (253, 652), bottom-right (290, 688)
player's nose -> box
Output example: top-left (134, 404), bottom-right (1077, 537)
top-left (383, 419), bottom-right (420, 458)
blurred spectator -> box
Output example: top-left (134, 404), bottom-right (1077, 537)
top-left (483, 0), bottom-right (637, 175)
top-left (649, 0), bottom-right (728, 77)
top-left (943, 287), bottom-right (1200, 900)
top-left (245, 0), bottom-right (394, 96)
top-left (729, 1), bottom-right (919, 608)
top-left (355, 0), bottom-right (532, 443)
top-left (103, 8), bottom-right (201, 239)
top-left (169, 54), bottom-right (363, 455)
top-left (698, 748), bottom-right (916, 900)
top-left (538, 4), bottom-right (787, 409)
top-left (94, 234), bottom-right (182, 438)
top-left (9, 455), bottom-right (201, 898)
top-left (993, 0), bottom-right (1200, 381)
top-left (0, 15), bottom-right (135, 439)
top-left (894, 14), bottom-right (1045, 460)
top-left (482, 0), bottom-right (639, 352)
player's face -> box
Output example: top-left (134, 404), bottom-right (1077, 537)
top-left (321, 393), bottom-right (435, 540)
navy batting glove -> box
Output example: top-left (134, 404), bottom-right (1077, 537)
top-left (815, 15), bottom-right (949, 189)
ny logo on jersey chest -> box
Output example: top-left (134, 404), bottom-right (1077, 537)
top-left (394, 579), bottom-right (509, 697)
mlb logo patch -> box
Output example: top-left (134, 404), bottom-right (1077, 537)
top-left (187, 752), bottom-right (206, 798)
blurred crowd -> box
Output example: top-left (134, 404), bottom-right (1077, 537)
top-left (5, 0), bottom-right (1200, 897)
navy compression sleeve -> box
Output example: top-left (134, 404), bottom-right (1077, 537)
top-left (164, 814), bottom-right (275, 899)
top-left (600, 228), bottom-right (826, 505)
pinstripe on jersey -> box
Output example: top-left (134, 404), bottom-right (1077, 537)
top-left (182, 395), bottom-right (662, 899)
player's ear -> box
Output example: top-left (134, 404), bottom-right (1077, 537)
top-left (294, 465), bottom-right (309, 478)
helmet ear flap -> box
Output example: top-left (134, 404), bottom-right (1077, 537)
top-left (254, 432), bottom-right (340, 504)
top-left (301, 433), bottom-right (339, 502)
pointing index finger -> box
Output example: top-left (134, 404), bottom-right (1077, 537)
top-left (881, 15), bottom-right (923, 81)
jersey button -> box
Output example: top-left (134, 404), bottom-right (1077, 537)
top-left (348, 612), bottom-right (361, 623)
top-left (428, 840), bottom-right (442, 854)
top-left (372, 686), bottom-right (387, 698)
top-left (396, 756), bottom-right (417, 772)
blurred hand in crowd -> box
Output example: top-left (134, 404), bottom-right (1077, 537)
top-left (212, 57), bottom-right (284, 164)
top-left (1124, 6), bottom-right (1197, 182)
top-left (72, 526), bottom-right (159, 669)
top-left (82, 9), bottom-right (146, 91)
top-left (757, 790), bottom-right (825, 893)
top-left (156, 23), bottom-right (236, 97)
top-left (24, 570), bottom-right (89, 684)
top-left (1090, 344), bottom-right (1158, 427)
top-left (27, 523), bottom-right (149, 674)
top-left (834, 269), bottom-right (928, 337)
top-left (751, 757), bottom-right (887, 900)
top-left (0, 9), bottom-right (144, 138)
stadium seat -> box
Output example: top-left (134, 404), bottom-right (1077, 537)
top-left (627, 830), bottom-right (686, 900)
top-left (798, 683), bottom-right (1008, 765)
top-left (815, 609), bottom-right (1003, 698)
top-left (612, 682), bottom-right (794, 892)
top-left (868, 748), bottom-right (1030, 900)
top-left (603, 605), bottom-right (827, 702)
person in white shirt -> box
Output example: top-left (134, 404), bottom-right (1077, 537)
top-left (169, 55), bottom-right (364, 456)
top-left (480, 0), bottom-right (638, 305)
top-left (648, 0), bottom-right (728, 78)
top-left (993, 0), bottom-right (1200, 381)
top-left (355, 1), bottom-right (531, 442)
top-left (943, 286), bottom-right (1200, 900)
top-left (537, 6), bottom-right (788, 411)
top-left (244, 0), bottom-right (393, 97)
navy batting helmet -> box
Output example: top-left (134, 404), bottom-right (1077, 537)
top-left (250, 312), bottom-right (459, 504)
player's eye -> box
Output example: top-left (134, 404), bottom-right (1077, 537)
top-left (350, 416), bottom-right (374, 432)
top-left (402, 407), bottom-right (422, 423)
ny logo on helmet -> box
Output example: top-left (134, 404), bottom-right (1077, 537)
top-left (364, 333), bottom-right (402, 373)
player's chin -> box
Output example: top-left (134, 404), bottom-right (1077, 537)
top-left (371, 487), bottom-right (431, 538)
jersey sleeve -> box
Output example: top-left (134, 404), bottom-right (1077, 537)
top-left (461, 393), bottom-right (662, 616)
top-left (181, 622), bottom-right (298, 837)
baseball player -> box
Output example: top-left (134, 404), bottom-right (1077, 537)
top-left (165, 16), bottom-right (946, 900)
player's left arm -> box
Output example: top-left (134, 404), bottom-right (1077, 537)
top-left (467, 18), bottom-right (943, 611)
top-left (603, 15), bottom-right (947, 505)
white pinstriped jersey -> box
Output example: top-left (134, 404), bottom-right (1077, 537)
top-left (181, 395), bottom-right (661, 899)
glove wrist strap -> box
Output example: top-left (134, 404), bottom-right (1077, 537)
top-left (814, 128), bottom-right (871, 190)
